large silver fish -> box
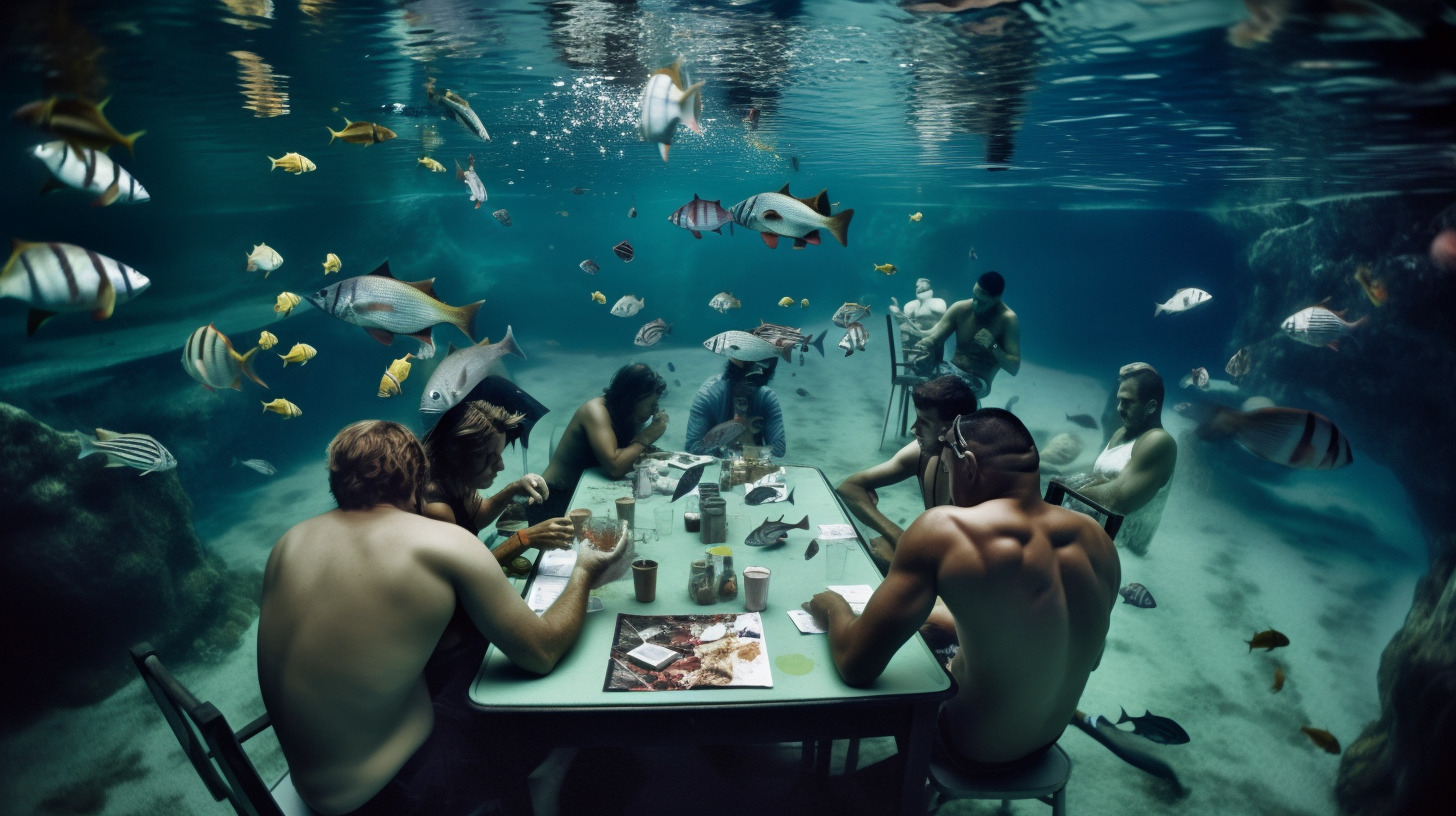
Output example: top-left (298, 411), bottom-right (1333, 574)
top-left (611, 294), bottom-right (644, 317)
top-left (703, 330), bottom-right (789, 362)
top-left (303, 260), bottom-right (483, 360)
top-left (427, 79), bottom-right (490, 141)
top-left (752, 321), bottom-right (826, 358)
top-left (76, 428), bottom-right (175, 475)
top-left (31, 141), bottom-right (150, 205)
top-left (638, 58), bottom-right (703, 162)
top-left (1280, 305), bottom-right (1367, 350)
top-left (182, 323), bottom-right (268, 391)
top-left (456, 154), bottom-right (487, 208)
top-left (1153, 287), bottom-right (1211, 316)
top-left (634, 318), bottom-right (672, 347)
top-left (2, 239), bottom-right (151, 335)
top-left (419, 326), bottom-right (526, 414)
top-left (668, 194), bottom-right (734, 238)
top-left (831, 302), bottom-right (871, 328)
top-left (729, 184), bottom-right (853, 249)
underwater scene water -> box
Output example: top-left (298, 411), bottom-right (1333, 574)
top-left (2, 0), bottom-right (1455, 814)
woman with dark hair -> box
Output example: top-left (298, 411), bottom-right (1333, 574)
top-left (421, 400), bottom-right (574, 562)
top-left (531, 363), bottom-right (669, 523)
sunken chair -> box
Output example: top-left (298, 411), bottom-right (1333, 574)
top-left (129, 642), bottom-right (316, 816)
top-left (880, 313), bottom-right (929, 449)
top-left (923, 482), bottom-right (1123, 814)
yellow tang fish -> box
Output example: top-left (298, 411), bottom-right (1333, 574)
top-left (274, 291), bottom-right (301, 316)
top-left (257, 330), bottom-right (278, 350)
top-left (377, 354), bottom-right (414, 398)
top-left (875, 263), bottom-right (897, 275)
top-left (269, 152), bottom-right (316, 174)
top-left (279, 343), bottom-right (316, 366)
top-left (262, 398), bottom-right (302, 418)
top-left (418, 157), bottom-right (446, 172)
top-left (322, 253), bottom-right (341, 275)
top-left (800, 298), bottom-right (809, 308)
top-left (591, 291), bottom-right (606, 304)
top-left (778, 296), bottom-right (794, 307)
top-left (909, 212), bottom-right (922, 222)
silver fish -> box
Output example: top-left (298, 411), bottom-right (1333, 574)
top-left (730, 184), bottom-right (853, 249)
top-left (427, 80), bottom-right (490, 141)
top-left (698, 416), bottom-right (761, 454)
top-left (31, 141), bottom-right (150, 205)
top-left (611, 295), bottom-right (645, 317)
top-left (76, 429), bottom-right (176, 475)
top-left (1280, 305), bottom-right (1367, 350)
top-left (1179, 367), bottom-right (1210, 390)
top-left (634, 318), bottom-right (672, 347)
top-left (1119, 582), bottom-right (1156, 608)
top-left (1226, 347), bottom-right (1252, 380)
top-left (832, 302), bottom-right (871, 328)
top-left (1, 239), bottom-right (151, 335)
top-left (182, 323), bottom-right (267, 391)
top-left (303, 260), bottom-right (483, 360)
top-left (709, 291), bottom-right (741, 313)
top-left (744, 514), bottom-right (811, 548)
top-left (703, 330), bottom-right (787, 362)
top-left (580, 259), bottom-right (600, 275)
top-left (753, 322), bottom-right (827, 358)
top-left (1153, 288), bottom-right (1212, 316)
top-left (456, 154), bottom-right (487, 208)
top-left (668, 194), bottom-right (735, 239)
top-left (418, 326), bottom-right (526, 414)
top-left (234, 458), bottom-right (277, 476)
top-left (838, 321), bottom-right (868, 356)
top-left (638, 58), bottom-right (704, 162)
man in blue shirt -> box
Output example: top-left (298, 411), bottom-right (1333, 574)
top-left (684, 357), bottom-right (787, 458)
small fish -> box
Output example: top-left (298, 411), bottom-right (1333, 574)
top-left (1066, 413), bottom-right (1098, 430)
top-left (570, 186), bottom-right (589, 195)
top-left (672, 462), bottom-right (708, 502)
top-left (1118, 582), bottom-right (1156, 608)
top-left (968, 246), bottom-right (979, 261)
top-left (580, 259), bottom-right (600, 275)
top-left (1280, 304), bottom-right (1367, 350)
top-left (556, 210), bottom-right (569, 217)
top-left (800, 298), bottom-right (809, 308)
top-left (279, 342), bottom-right (316, 367)
top-left (269, 152), bottom-right (316, 174)
top-left (322, 253), bottom-right (341, 275)
top-left (326, 117), bottom-right (396, 145)
top-left (1117, 708), bottom-right (1190, 745)
top-left (667, 362), bottom-right (676, 372)
top-left (257, 330), bottom-right (278, 350)
top-left (31, 141), bottom-right (150, 205)
top-left (795, 388), bottom-right (809, 397)
top-left (909, 212), bottom-right (922, 222)
top-left (874, 263), bottom-right (897, 275)
top-left (492, 209), bottom-right (512, 227)
top-left (1301, 727), bottom-right (1341, 754)
top-left (629, 197), bottom-right (638, 218)
top-left (1005, 395), bottom-right (1020, 411)
top-left (233, 458), bottom-right (277, 476)
top-left (1, 239), bottom-right (151, 335)
top-left (418, 157), bottom-right (446, 172)
top-left (613, 241), bottom-right (635, 262)
top-left (777, 296), bottom-right (794, 307)
top-left (709, 291), bottom-right (742, 314)
top-left (1154, 287), bottom-right (1212, 316)
top-left (704, 330), bottom-right (788, 363)
top-left (611, 294), bottom-right (645, 318)
top-left (832, 302), bottom-right (871, 328)
top-left (378, 354), bottom-right (414, 398)
top-left (744, 514), bottom-right (811, 548)
top-left (1225, 347), bottom-right (1252, 380)
top-left (804, 539), bottom-right (819, 560)
top-left (668, 194), bottom-right (735, 239)
top-left (591, 291), bottom-right (606, 304)
top-left (274, 292), bottom-right (302, 316)
top-left (182, 324), bottom-right (267, 391)
top-left (76, 429), bottom-right (176, 475)
top-left (1179, 367), bottom-right (1210, 390)
top-left (425, 80), bottom-right (490, 141)
top-left (247, 243), bottom-right (284, 277)
top-left (745, 485), bottom-right (794, 506)
top-left (13, 96), bottom-right (145, 154)
top-left (262, 397), bottom-right (302, 418)
top-left (456, 154), bottom-right (487, 209)
top-left (1272, 667), bottom-right (1285, 693)
top-left (638, 58), bottom-right (704, 162)
top-left (634, 318), bottom-right (671, 347)
top-left (838, 321), bottom-right (868, 356)
top-left (1353, 265), bottom-right (1387, 307)
top-left (1246, 628), bottom-right (1291, 652)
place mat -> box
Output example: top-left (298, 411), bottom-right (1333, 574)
top-left (604, 613), bottom-right (772, 691)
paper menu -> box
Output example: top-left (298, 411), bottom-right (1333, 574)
top-left (817, 524), bottom-right (857, 540)
top-left (787, 609), bottom-right (825, 634)
top-left (826, 584), bottom-right (874, 614)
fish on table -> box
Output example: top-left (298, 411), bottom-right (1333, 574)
top-left (671, 462), bottom-right (708, 502)
top-left (1116, 708), bottom-right (1190, 745)
top-left (247, 243), bottom-right (283, 277)
top-left (377, 354), bottom-right (414, 398)
top-left (730, 183), bottom-right (853, 249)
top-left (709, 291), bottom-right (741, 313)
top-left (1118, 582), bottom-right (1156, 608)
top-left (800, 298), bottom-right (810, 308)
top-left (1, 239), bottom-right (151, 335)
top-left (744, 514), bottom-right (811, 548)
top-left (804, 539), bottom-right (820, 560)
top-left (418, 157), bottom-right (446, 172)
top-left (638, 58), bottom-right (704, 162)
top-left (31, 141), bottom-right (150, 205)
top-left (76, 429), bottom-right (176, 475)
top-left (704, 330), bottom-right (790, 363)
top-left (182, 324), bottom-right (268, 391)
top-left (909, 212), bottom-right (922, 222)
top-left (668, 194), bottom-right (735, 239)
top-left (1154, 287), bottom-right (1212, 316)
top-left (456, 154), bottom-right (487, 208)
top-left (426, 79), bottom-right (490, 141)
top-left (233, 458), bottom-right (277, 476)
top-left (322, 253), bottom-right (341, 275)
top-left (269, 152), bottom-right (316, 174)
top-left (418, 327), bottom-right (527, 414)
top-left (279, 342), bottom-right (317, 367)
top-left (262, 398), bottom-right (302, 418)
top-left (1246, 628), bottom-right (1290, 652)
top-left (838, 321), bottom-right (868, 356)
top-left (611, 295), bottom-right (645, 318)
top-left (634, 318), bottom-right (671, 347)
top-left (1280, 303), bottom-right (1367, 350)
top-left (745, 485), bottom-right (794, 506)
top-left (302, 260), bottom-right (483, 360)
top-left (13, 96), bottom-right (145, 153)
top-left (326, 118), bottom-right (396, 145)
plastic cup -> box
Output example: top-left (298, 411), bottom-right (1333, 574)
top-left (744, 566), bottom-right (770, 612)
top-left (615, 497), bottom-right (636, 530)
top-left (568, 508), bottom-right (592, 542)
top-left (654, 506), bottom-right (674, 537)
top-left (826, 541), bottom-right (849, 582)
top-left (632, 559), bottom-right (658, 603)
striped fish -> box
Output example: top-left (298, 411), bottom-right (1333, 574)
top-left (668, 194), bottom-right (734, 239)
top-left (751, 321), bottom-right (827, 358)
top-left (703, 330), bottom-right (789, 363)
top-left (730, 185), bottom-right (853, 249)
top-left (637, 58), bottom-right (703, 162)
top-left (1226, 406), bottom-right (1354, 470)
top-left (76, 428), bottom-right (176, 475)
top-left (1, 239), bottom-right (151, 335)
top-left (31, 141), bottom-right (150, 205)
top-left (1119, 582), bottom-right (1156, 608)
top-left (1280, 305), bottom-right (1367, 350)
top-left (634, 318), bottom-right (672, 347)
top-left (303, 260), bottom-right (483, 360)
top-left (182, 324), bottom-right (268, 391)
top-left (233, 458), bottom-right (277, 476)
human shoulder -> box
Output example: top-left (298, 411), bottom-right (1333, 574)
top-left (1132, 427), bottom-right (1177, 458)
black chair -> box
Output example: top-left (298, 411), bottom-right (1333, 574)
top-left (880, 313), bottom-right (928, 449)
top-left (129, 642), bottom-right (315, 816)
top-left (1044, 481), bottom-right (1125, 541)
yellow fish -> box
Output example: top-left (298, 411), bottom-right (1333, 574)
top-left (262, 397), bottom-right (302, 417)
top-left (274, 291), bottom-right (302, 316)
top-left (322, 253), bottom-right (341, 275)
top-left (591, 291), bottom-right (606, 304)
top-left (258, 330), bottom-right (278, 350)
top-left (800, 298), bottom-right (810, 308)
top-left (377, 354), bottom-right (414, 398)
top-left (279, 343), bottom-right (316, 366)
top-left (778, 296), bottom-right (794, 307)
top-left (269, 152), bottom-right (316, 174)
top-left (325, 118), bottom-right (396, 145)
top-left (909, 212), bottom-right (922, 222)
top-left (418, 157), bottom-right (445, 173)
top-left (874, 263), bottom-right (897, 275)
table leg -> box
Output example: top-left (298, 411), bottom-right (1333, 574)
top-left (898, 700), bottom-right (939, 814)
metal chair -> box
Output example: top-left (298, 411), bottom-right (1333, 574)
top-left (1044, 481), bottom-right (1125, 541)
top-left (880, 313), bottom-right (927, 449)
top-left (129, 642), bottom-right (316, 816)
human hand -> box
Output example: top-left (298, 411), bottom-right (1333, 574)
top-left (514, 473), bottom-right (549, 505)
top-left (973, 328), bottom-right (995, 348)
top-left (574, 532), bottom-right (629, 579)
top-left (868, 536), bottom-right (895, 565)
top-left (888, 296), bottom-right (901, 315)
top-left (802, 589), bottom-right (853, 627)
top-left (643, 410), bottom-right (669, 442)
top-left (523, 518), bottom-right (573, 551)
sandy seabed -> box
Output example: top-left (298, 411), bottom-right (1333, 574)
top-left (0, 344), bottom-right (1425, 816)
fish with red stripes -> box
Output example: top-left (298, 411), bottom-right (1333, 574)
top-left (638, 58), bottom-right (704, 162)
top-left (181, 323), bottom-right (268, 391)
top-left (1, 239), bottom-right (151, 335)
top-left (1179, 402), bottom-right (1353, 470)
top-left (30, 141), bottom-right (150, 206)
top-left (668, 194), bottom-right (734, 239)
top-left (1280, 302), bottom-right (1367, 351)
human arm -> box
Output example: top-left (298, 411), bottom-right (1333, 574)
top-left (835, 442), bottom-right (920, 547)
top-left (489, 517), bottom-right (574, 563)
top-left (1073, 431), bottom-right (1176, 515)
top-left (582, 399), bottom-right (664, 480)
top-left (758, 389), bottom-right (787, 458)
top-left (915, 301), bottom-right (965, 352)
top-left (977, 311), bottom-right (1021, 376)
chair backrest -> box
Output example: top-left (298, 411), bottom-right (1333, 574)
top-left (130, 643), bottom-right (286, 816)
top-left (1043, 481), bottom-right (1125, 541)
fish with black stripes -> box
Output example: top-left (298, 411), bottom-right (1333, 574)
top-left (634, 318), bottom-right (672, 347)
top-left (668, 194), bottom-right (735, 239)
top-left (75, 428), bottom-right (176, 475)
top-left (1280, 301), bottom-right (1368, 351)
top-left (1118, 582), bottom-right (1156, 608)
top-left (1, 239), bottom-right (151, 335)
top-left (752, 321), bottom-right (826, 359)
top-left (1178, 402), bottom-right (1353, 470)
top-left (182, 324), bottom-right (268, 391)
top-left (638, 58), bottom-right (704, 162)
top-left (31, 141), bottom-right (150, 206)
top-left (303, 260), bottom-right (483, 360)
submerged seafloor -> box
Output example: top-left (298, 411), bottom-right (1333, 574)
top-left (0, 341), bottom-right (1425, 815)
